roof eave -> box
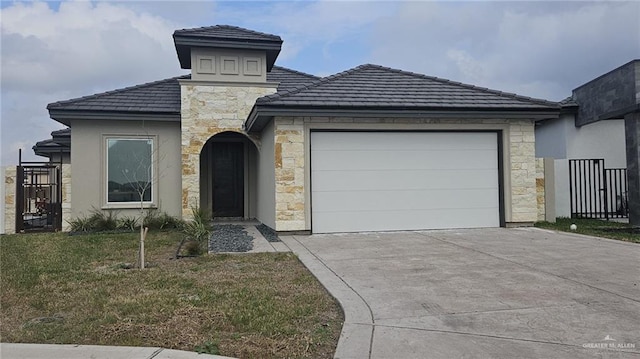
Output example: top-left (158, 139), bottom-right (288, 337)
top-left (48, 109), bottom-right (180, 126)
top-left (245, 105), bottom-right (561, 133)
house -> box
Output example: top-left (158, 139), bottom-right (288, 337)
top-left (536, 60), bottom-right (638, 219)
top-left (18, 25), bottom-right (563, 234)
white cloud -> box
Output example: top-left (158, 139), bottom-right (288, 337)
top-left (445, 49), bottom-right (486, 84)
top-left (370, 1), bottom-right (640, 100)
top-left (210, 1), bottom-right (395, 63)
top-left (1, 1), bottom-right (188, 165)
top-left (1, 1), bottom-right (182, 92)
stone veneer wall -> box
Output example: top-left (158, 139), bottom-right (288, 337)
top-left (273, 117), bottom-right (538, 231)
top-left (180, 83), bottom-right (276, 219)
top-left (61, 164), bottom-right (72, 231)
top-left (535, 158), bottom-right (545, 222)
top-left (274, 117), bottom-right (306, 231)
top-left (509, 120), bottom-right (538, 223)
top-left (4, 166), bottom-right (16, 234)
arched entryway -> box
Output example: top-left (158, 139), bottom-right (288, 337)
top-left (199, 131), bottom-right (258, 218)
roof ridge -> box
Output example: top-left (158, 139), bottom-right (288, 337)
top-left (272, 65), bottom-right (320, 80)
top-left (257, 64), bottom-right (368, 102)
top-left (173, 24), bottom-right (281, 40)
top-left (361, 63), bottom-right (560, 107)
top-left (47, 74), bottom-right (190, 109)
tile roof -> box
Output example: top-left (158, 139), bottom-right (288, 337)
top-left (268, 66), bottom-right (320, 92)
top-left (173, 25), bottom-right (281, 42)
top-left (256, 64), bottom-right (561, 110)
top-left (173, 25), bottom-right (283, 70)
top-left (47, 75), bottom-right (188, 113)
top-left (33, 128), bottom-right (70, 157)
top-left (46, 66), bottom-right (318, 114)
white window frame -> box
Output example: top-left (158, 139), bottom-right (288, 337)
top-left (104, 136), bottom-right (156, 208)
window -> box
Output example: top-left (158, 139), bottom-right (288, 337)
top-left (106, 138), bottom-right (153, 203)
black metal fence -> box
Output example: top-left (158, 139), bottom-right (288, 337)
top-left (569, 159), bottom-right (628, 219)
top-left (15, 150), bottom-right (62, 232)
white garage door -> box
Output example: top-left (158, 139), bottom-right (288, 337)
top-left (311, 132), bottom-right (500, 233)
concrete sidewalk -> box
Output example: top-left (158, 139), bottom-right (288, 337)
top-left (281, 228), bottom-right (640, 359)
top-left (0, 343), bottom-right (235, 359)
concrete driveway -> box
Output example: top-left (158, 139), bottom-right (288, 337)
top-left (281, 228), bottom-right (640, 359)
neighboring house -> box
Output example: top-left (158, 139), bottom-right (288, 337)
top-left (536, 60), bottom-right (637, 218)
top-left (27, 25), bottom-right (562, 234)
top-left (32, 128), bottom-right (71, 164)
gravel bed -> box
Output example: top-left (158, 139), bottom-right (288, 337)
top-left (209, 224), bottom-right (254, 252)
top-left (256, 223), bottom-right (280, 242)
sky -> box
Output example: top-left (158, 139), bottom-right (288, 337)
top-left (1, 0), bottom-right (639, 165)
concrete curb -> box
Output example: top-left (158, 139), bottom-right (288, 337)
top-left (280, 236), bottom-right (374, 359)
top-left (0, 343), bottom-right (236, 359)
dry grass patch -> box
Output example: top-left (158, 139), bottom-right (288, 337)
top-left (1, 231), bottom-right (343, 358)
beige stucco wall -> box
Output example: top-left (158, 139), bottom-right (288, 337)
top-left (69, 120), bottom-right (182, 219)
top-left (179, 81), bottom-right (276, 219)
top-left (270, 116), bottom-right (539, 232)
top-left (3, 166), bottom-right (16, 234)
top-left (257, 120), bottom-right (276, 228)
top-left (190, 48), bottom-right (268, 83)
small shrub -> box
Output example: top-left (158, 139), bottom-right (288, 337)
top-left (68, 209), bottom-right (118, 233)
top-left (117, 216), bottom-right (139, 231)
top-left (144, 210), bottom-right (183, 230)
top-left (86, 209), bottom-right (118, 231)
top-left (67, 216), bottom-right (93, 233)
top-left (191, 206), bottom-right (211, 226)
top-left (181, 206), bottom-right (212, 254)
top-left (183, 220), bottom-right (210, 243)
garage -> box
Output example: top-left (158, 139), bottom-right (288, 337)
top-left (310, 131), bottom-right (501, 233)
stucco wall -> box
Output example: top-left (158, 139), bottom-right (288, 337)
top-left (179, 81), bottom-right (276, 219)
top-left (535, 115), bottom-right (569, 159)
top-left (535, 115), bottom-right (626, 167)
top-left (69, 120), bottom-right (182, 219)
top-left (257, 120), bottom-right (276, 228)
top-left (272, 116), bottom-right (539, 232)
top-left (536, 115), bottom-right (626, 218)
top-left (567, 119), bottom-right (627, 168)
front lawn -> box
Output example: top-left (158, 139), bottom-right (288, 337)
top-left (535, 217), bottom-right (639, 243)
top-left (0, 231), bottom-right (343, 358)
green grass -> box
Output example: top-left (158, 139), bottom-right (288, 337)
top-left (535, 217), bottom-right (639, 243)
top-left (1, 231), bottom-right (343, 358)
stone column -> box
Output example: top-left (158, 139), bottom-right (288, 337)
top-left (509, 121), bottom-right (538, 224)
top-left (274, 117), bottom-right (306, 231)
top-left (4, 166), bottom-right (17, 234)
top-left (61, 164), bottom-right (72, 231)
top-left (625, 112), bottom-right (640, 226)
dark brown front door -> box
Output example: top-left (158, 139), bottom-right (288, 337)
top-left (212, 142), bottom-right (244, 217)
